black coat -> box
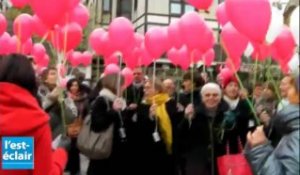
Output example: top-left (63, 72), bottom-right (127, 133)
top-left (87, 96), bottom-right (135, 175)
top-left (178, 90), bottom-right (201, 108)
top-left (131, 99), bottom-right (183, 175)
top-left (225, 99), bottom-right (254, 146)
top-left (177, 100), bottom-right (251, 175)
top-left (125, 84), bottom-right (144, 105)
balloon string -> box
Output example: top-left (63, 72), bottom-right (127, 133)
top-left (252, 55), bottom-right (258, 103)
top-left (175, 66), bottom-right (180, 105)
top-left (63, 14), bottom-right (69, 55)
top-left (191, 51), bottom-right (194, 105)
top-left (117, 54), bottom-right (123, 97)
top-left (39, 31), bottom-right (49, 44)
top-left (265, 58), bottom-right (282, 103)
top-left (152, 60), bottom-right (156, 104)
top-left (97, 56), bottom-right (100, 79)
top-left (221, 39), bottom-right (260, 125)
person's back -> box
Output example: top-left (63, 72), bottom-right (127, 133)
top-left (0, 54), bottom-right (68, 175)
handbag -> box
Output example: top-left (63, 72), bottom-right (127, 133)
top-left (77, 97), bottom-right (114, 160)
top-left (217, 138), bottom-right (253, 175)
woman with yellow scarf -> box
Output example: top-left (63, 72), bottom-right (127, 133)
top-left (131, 79), bottom-right (183, 175)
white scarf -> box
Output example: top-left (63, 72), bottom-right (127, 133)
top-left (223, 95), bottom-right (240, 110)
top-left (99, 88), bottom-right (126, 110)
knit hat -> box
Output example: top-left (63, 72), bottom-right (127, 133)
top-left (222, 75), bottom-right (238, 89)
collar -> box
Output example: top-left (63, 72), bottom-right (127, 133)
top-left (99, 88), bottom-right (117, 102)
top-left (223, 95), bottom-right (240, 110)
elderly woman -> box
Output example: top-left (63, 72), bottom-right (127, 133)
top-left (178, 82), bottom-right (250, 175)
top-left (245, 75), bottom-right (299, 175)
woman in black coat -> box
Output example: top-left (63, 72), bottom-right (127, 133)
top-left (178, 82), bottom-right (249, 175)
top-left (87, 73), bottom-right (133, 175)
top-left (132, 79), bottom-right (183, 175)
top-left (221, 76), bottom-right (254, 146)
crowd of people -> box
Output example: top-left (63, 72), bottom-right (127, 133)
top-left (0, 54), bottom-right (299, 175)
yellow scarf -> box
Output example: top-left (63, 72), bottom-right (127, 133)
top-left (146, 93), bottom-right (173, 154)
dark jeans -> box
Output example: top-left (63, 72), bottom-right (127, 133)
top-left (66, 138), bottom-right (80, 175)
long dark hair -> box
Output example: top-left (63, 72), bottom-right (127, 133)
top-left (0, 54), bottom-right (38, 97)
top-left (66, 78), bottom-right (82, 93)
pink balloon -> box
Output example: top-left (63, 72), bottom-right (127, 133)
top-left (191, 49), bottom-right (202, 63)
top-left (135, 33), bottom-right (144, 47)
top-left (121, 38), bottom-right (137, 58)
top-left (167, 48), bottom-right (180, 66)
top-left (63, 3), bottom-right (90, 28)
top-left (203, 48), bottom-right (215, 67)
top-left (145, 27), bottom-right (169, 58)
top-left (0, 32), bottom-right (11, 55)
top-left (225, 57), bottom-right (241, 73)
top-left (0, 14), bottom-right (7, 36)
top-left (101, 32), bottom-right (115, 57)
top-left (121, 67), bottom-right (134, 88)
top-left (10, 0), bottom-right (29, 8)
top-left (221, 23), bottom-right (249, 59)
top-left (279, 62), bottom-right (289, 74)
top-left (218, 67), bottom-right (234, 85)
top-left (105, 53), bottom-right (119, 66)
top-left (32, 15), bottom-right (50, 38)
top-left (123, 48), bottom-right (139, 69)
top-left (225, 0), bottom-right (271, 43)
top-left (31, 43), bottom-right (46, 61)
top-left (180, 12), bottom-right (208, 50)
top-left (81, 51), bottom-right (93, 67)
top-left (108, 17), bottom-right (135, 51)
top-left (21, 38), bottom-right (32, 55)
top-left (186, 0), bottom-right (213, 10)
top-left (31, 0), bottom-right (69, 28)
top-left (140, 45), bottom-right (153, 67)
top-left (8, 35), bottom-right (18, 54)
top-left (13, 14), bottom-right (34, 43)
top-left (216, 2), bottom-right (229, 27)
top-left (69, 51), bottom-right (82, 67)
top-left (168, 19), bottom-right (183, 49)
top-left (176, 45), bottom-right (190, 70)
top-left (198, 27), bottom-right (215, 53)
top-left (104, 64), bottom-right (121, 75)
top-left (53, 22), bottom-right (83, 52)
top-left (36, 54), bottom-right (49, 67)
top-left (89, 28), bottom-right (106, 55)
top-left (67, 0), bottom-right (80, 11)
top-left (271, 26), bottom-right (296, 64)
top-left (0, 33), bottom-right (11, 55)
top-left (251, 42), bottom-right (271, 61)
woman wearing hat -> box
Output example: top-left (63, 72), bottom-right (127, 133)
top-left (221, 75), bottom-right (254, 147)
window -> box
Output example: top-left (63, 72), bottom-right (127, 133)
top-left (103, 0), bottom-right (111, 12)
top-left (101, 0), bottom-right (112, 24)
top-left (170, 0), bottom-right (196, 15)
top-left (171, 3), bottom-right (182, 14)
top-left (117, 0), bottom-right (132, 19)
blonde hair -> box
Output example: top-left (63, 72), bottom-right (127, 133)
top-left (101, 73), bottom-right (124, 94)
top-left (146, 78), bottom-right (165, 93)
